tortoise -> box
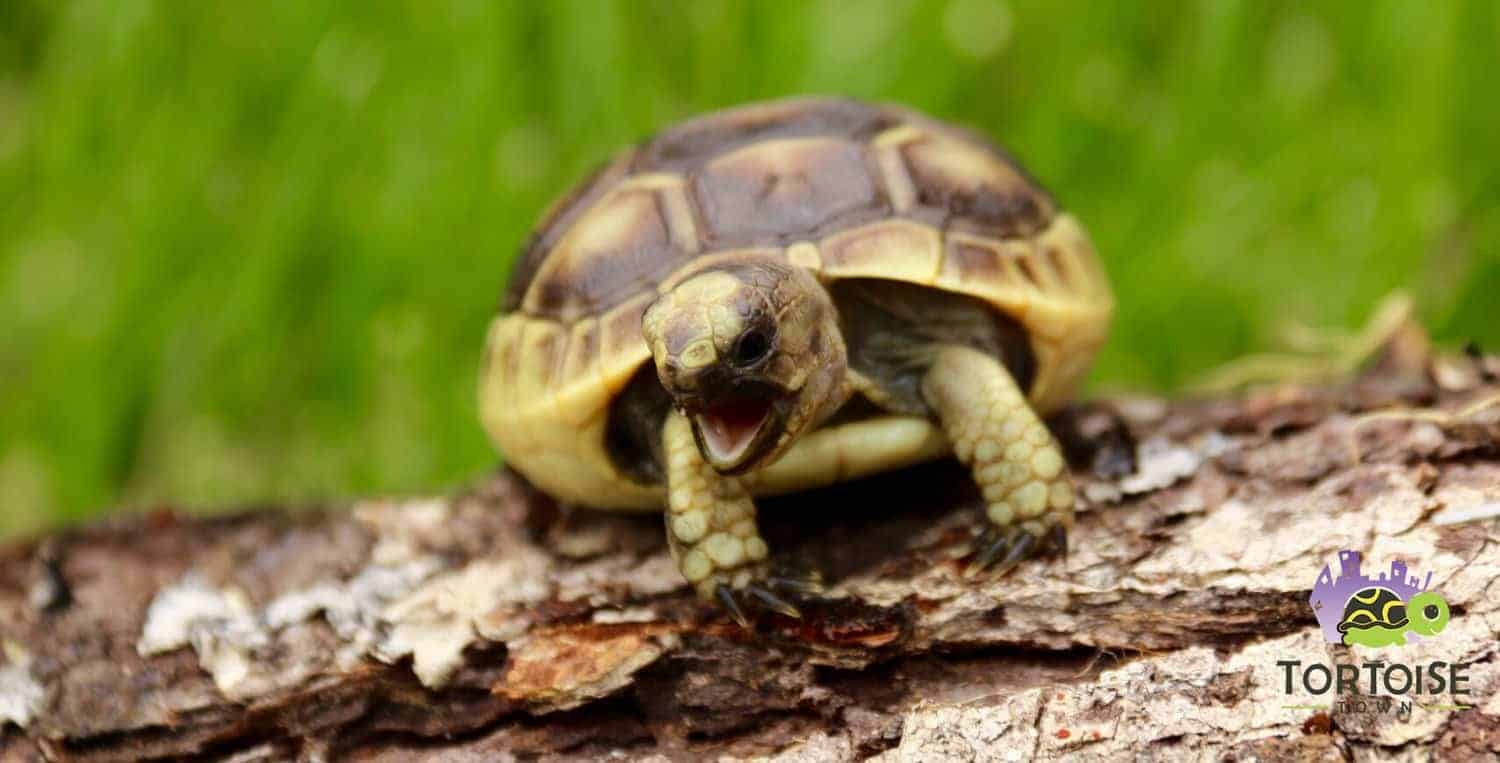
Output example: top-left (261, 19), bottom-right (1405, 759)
top-left (1338, 587), bottom-right (1450, 647)
top-left (480, 97), bottom-right (1114, 622)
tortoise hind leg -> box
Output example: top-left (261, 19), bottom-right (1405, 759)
top-left (921, 345), bottom-right (1073, 577)
top-left (661, 411), bottom-right (803, 626)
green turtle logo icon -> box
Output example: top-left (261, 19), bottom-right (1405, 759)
top-left (1337, 587), bottom-right (1450, 647)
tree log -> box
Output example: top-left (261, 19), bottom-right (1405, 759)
top-left (3, 339), bottom-right (1499, 762)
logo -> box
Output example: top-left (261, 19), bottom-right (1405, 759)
top-left (1310, 550), bottom-right (1450, 647)
top-left (1280, 550), bottom-right (1471, 719)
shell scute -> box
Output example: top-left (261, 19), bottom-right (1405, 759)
top-left (523, 187), bottom-right (690, 323)
top-left (504, 149), bottom-right (636, 312)
top-left (515, 320), bottom-right (567, 414)
top-left (558, 318), bottom-right (601, 401)
top-left (819, 219), bottom-right (941, 284)
top-left (635, 96), bottom-right (899, 172)
top-left (899, 131), bottom-right (1054, 238)
top-left (596, 293), bottom-right (655, 387)
top-left (693, 137), bottom-right (885, 246)
top-left (937, 234), bottom-right (1039, 298)
top-left (940, 236), bottom-right (1007, 287)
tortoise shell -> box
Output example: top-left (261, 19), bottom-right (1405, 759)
top-left (1338, 586), bottom-right (1410, 633)
top-left (481, 97), bottom-right (1113, 510)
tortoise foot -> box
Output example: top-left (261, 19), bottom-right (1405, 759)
top-left (709, 568), bottom-right (822, 629)
top-left (964, 521), bottom-right (1067, 579)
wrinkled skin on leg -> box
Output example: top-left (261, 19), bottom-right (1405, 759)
top-left (922, 345), bottom-right (1073, 574)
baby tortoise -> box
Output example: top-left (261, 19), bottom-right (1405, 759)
top-left (481, 97), bottom-right (1114, 623)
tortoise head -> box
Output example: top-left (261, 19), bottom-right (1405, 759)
top-left (643, 255), bottom-right (846, 474)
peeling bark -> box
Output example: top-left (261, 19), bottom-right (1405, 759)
top-left (2, 341), bottom-right (1498, 762)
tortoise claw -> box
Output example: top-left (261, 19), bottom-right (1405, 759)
top-left (1045, 523), bottom-right (1069, 558)
top-left (713, 566), bottom-right (822, 628)
top-left (991, 531), bottom-right (1037, 576)
top-left (964, 527), bottom-right (1010, 579)
top-left (716, 584), bottom-right (752, 629)
top-left (965, 524), bottom-right (1060, 579)
top-left (748, 585), bottom-right (803, 619)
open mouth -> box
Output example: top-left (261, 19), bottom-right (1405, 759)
top-left (693, 394), bottom-right (778, 471)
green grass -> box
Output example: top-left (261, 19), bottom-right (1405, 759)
top-left (2, 0), bottom-right (1497, 538)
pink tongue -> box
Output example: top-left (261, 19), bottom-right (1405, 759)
top-left (699, 399), bottom-right (771, 463)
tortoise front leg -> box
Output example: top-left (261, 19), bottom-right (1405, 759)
top-left (921, 345), bottom-right (1073, 576)
top-left (661, 411), bottom-right (802, 625)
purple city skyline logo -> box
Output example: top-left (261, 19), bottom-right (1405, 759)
top-left (1310, 550), bottom-right (1450, 648)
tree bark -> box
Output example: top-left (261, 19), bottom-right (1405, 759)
top-left (2, 336), bottom-right (1498, 762)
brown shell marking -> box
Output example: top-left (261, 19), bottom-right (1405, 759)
top-left (522, 183), bottom-right (697, 324)
top-left (509, 97), bottom-right (1058, 327)
top-left (693, 137), bottom-right (886, 247)
top-left (504, 149), bottom-right (636, 312)
top-left (632, 96), bottom-right (901, 173)
top-left (896, 128), bottom-right (1055, 238)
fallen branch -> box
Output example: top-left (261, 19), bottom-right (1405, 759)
top-left (2, 335), bottom-right (1498, 761)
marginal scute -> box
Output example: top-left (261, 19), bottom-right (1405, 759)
top-left (819, 219), bottom-right (942, 284)
top-left (515, 320), bottom-right (567, 415)
top-left (937, 229), bottom-right (1080, 309)
top-left (553, 318), bottom-right (604, 426)
top-left (693, 137), bottom-right (885, 245)
top-left (940, 235), bottom-right (1007, 287)
top-left (1039, 215), bottom-right (1111, 301)
top-left (560, 318), bottom-right (599, 386)
top-left (485, 316), bottom-right (527, 425)
top-left (596, 294), bottom-right (655, 389)
top-left (1004, 241), bottom-right (1057, 291)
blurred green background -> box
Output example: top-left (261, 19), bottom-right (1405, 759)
top-left (2, 0), bottom-right (1496, 538)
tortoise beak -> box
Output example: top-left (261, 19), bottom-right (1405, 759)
top-left (685, 381), bottom-right (789, 473)
top-left (697, 399), bottom-right (773, 468)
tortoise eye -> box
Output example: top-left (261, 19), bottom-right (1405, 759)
top-left (732, 328), bottom-right (772, 367)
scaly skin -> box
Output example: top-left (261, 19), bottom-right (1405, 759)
top-left (922, 345), bottom-right (1073, 573)
top-left (661, 411), bottom-right (770, 600)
